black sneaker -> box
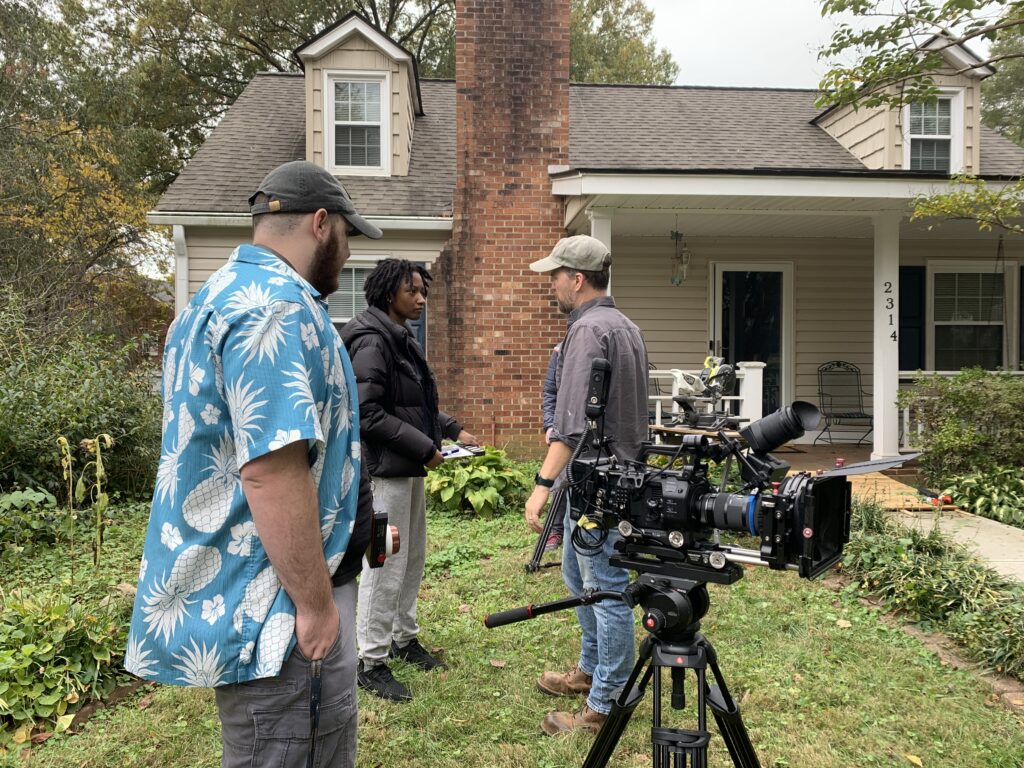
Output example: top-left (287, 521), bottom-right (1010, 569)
top-left (357, 661), bottom-right (411, 702)
top-left (391, 639), bottom-right (448, 671)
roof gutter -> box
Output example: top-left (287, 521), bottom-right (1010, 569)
top-left (148, 212), bottom-right (453, 231)
top-left (549, 169), bottom-right (1019, 199)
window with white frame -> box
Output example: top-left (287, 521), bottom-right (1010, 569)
top-left (931, 269), bottom-right (1008, 370)
top-left (908, 97), bottom-right (953, 173)
top-left (328, 264), bottom-right (375, 326)
top-left (326, 73), bottom-right (389, 174)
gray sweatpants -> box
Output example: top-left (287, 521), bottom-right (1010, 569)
top-left (357, 475), bottom-right (427, 666)
top-left (215, 579), bottom-right (358, 768)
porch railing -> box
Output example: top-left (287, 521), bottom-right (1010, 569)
top-left (649, 361), bottom-right (765, 428)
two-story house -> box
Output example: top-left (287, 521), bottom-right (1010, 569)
top-left (150, 4), bottom-right (1024, 457)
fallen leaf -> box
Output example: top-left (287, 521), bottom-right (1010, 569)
top-left (12, 725), bottom-right (31, 744)
top-left (54, 714), bottom-right (75, 734)
top-left (65, 690), bottom-right (79, 704)
top-left (114, 582), bottom-right (137, 597)
top-left (458, 604), bottom-right (471, 613)
top-left (904, 755), bottom-right (924, 767)
top-left (489, 659), bottom-right (507, 668)
top-left (30, 732), bottom-right (52, 745)
top-left (138, 693), bottom-right (155, 710)
top-left (836, 619), bottom-right (852, 629)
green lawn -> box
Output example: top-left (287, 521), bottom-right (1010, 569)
top-left (5, 511), bottom-right (1024, 768)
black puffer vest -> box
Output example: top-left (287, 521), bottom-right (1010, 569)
top-left (340, 307), bottom-right (461, 477)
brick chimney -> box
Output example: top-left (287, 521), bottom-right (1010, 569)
top-left (431, 0), bottom-right (570, 456)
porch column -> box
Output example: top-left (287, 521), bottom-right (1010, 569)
top-left (173, 224), bottom-right (189, 316)
top-left (872, 212), bottom-right (901, 458)
top-left (589, 208), bottom-right (613, 290)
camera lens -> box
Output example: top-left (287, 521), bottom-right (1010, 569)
top-left (739, 401), bottom-right (820, 454)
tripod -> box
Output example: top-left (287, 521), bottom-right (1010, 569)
top-left (526, 486), bottom-right (567, 572)
top-left (485, 560), bottom-right (760, 768)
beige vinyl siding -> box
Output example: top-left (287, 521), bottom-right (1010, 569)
top-left (183, 225), bottom-right (450, 301)
top-left (304, 34), bottom-right (413, 175)
top-left (186, 227), bottom-right (249, 297)
top-left (821, 70), bottom-right (982, 173)
top-left (611, 234), bottom-right (1022, 408)
top-left (819, 104), bottom-right (889, 169)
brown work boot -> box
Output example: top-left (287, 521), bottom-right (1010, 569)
top-left (540, 704), bottom-right (608, 736)
top-left (536, 665), bottom-right (592, 697)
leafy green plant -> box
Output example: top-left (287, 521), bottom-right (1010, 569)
top-left (0, 295), bottom-right (161, 499)
top-left (843, 500), bottom-right (1024, 678)
top-left (941, 466), bottom-right (1024, 529)
top-left (0, 488), bottom-right (62, 556)
top-left (897, 368), bottom-right (1024, 483)
top-left (425, 447), bottom-right (531, 517)
top-left (0, 586), bottom-right (131, 746)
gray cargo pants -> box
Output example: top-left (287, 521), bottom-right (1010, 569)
top-left (357, 475), bottom-right (426, 666)
top-left (215, 580), bottom-right (358, 768)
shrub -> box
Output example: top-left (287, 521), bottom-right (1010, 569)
top-left (941, 466), bottom-right (1024, 529)
top-left (0, 488), bottom-right (64, 557)
top-left (898, 368), bottom-right (1024, 482)
top-left (0, 585), bottom-right (132, 743)
top-left (0, 296), bottom-right (162, 499)
top-left (425, 447), bottom-right (532, 517)
top-left (843, 500), bottom-right (1024, 678)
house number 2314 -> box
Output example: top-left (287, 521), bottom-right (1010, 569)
top-left (883, 281), bottom-right (897, 342)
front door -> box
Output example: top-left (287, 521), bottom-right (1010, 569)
top-left (711, 263), bottom-right (793, 414)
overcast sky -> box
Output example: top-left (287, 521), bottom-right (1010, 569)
top-left (646, 0), bottom-right (993, 90)
top-left (645, 0), bottom-right (846, 89)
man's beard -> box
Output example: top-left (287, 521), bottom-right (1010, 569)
top-left (309, 224), bottom-right (345, 296)
top-left (556, 295), bottom-right (575, 314)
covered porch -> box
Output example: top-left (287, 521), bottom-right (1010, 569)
top-left (554, 171), bottom-right (1023, 459)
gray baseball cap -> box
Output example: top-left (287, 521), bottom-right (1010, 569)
top-left (529, 235), bottom-right (612, 273)
top-left (248, 160), bottom-right (383, 239)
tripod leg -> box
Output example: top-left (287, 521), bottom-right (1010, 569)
top-left (581, 638), bottom-right (655, 768)
top-left (526, 487), bottom-right (565, 572)
top-left (701, 637), bottom-right (760, 768)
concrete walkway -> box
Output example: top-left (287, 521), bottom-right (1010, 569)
top-left (892, 506), bottom-right (1024, 583)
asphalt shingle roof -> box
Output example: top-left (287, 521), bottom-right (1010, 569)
top-left (569, 85), bottom-right (866, 171)
top-left (154, 76), bottom-right (1024, 216)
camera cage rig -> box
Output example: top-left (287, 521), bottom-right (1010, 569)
top-left (487, 359), bottom-right (917, 768)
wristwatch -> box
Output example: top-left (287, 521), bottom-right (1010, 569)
top-left (534, 473), bottom-right (555, 488)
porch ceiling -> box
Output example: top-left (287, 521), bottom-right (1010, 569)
top-left (573, 194), bottom-right (1013, 240)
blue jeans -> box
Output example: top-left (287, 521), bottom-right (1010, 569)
top-left (561, 500), bottom-right (635, 715)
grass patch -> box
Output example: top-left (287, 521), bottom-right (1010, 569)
top-left (5, 507), bottom-right (1022, 767)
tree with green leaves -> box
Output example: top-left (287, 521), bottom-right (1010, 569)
top-left (982, 24), bottom-right (1024, 145)
top-left (570, 0), bottom-right (678, 84)
top-left (818, 0), bottom-right (1024, 235)
top-left (0, 0), bottom-right (166, 333)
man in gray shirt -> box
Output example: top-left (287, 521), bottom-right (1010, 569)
top-left (524, 234), bottom-right (649, 736)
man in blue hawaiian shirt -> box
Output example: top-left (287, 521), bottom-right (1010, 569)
top-left (126, 161), bottom-right (382, 768)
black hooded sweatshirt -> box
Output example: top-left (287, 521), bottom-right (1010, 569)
top-left (340, 306), bottom-right (462, 478)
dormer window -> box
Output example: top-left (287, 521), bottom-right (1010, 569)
top-left (909, 99), bottom-right (951, 172)
top-left (903, 89), bottom-right (963, 174)
top-left (325, 71), bottom-right (390, 176)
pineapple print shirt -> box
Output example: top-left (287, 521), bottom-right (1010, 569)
top-left (125, 244), bottom-right (361, 687)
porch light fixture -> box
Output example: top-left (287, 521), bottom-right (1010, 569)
top-left (670, 229), bottom-right (691, 285)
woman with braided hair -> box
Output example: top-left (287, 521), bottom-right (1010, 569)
top-left (340, 258), bottom-right (478, 702)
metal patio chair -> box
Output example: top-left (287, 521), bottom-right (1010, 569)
top-left (813, 360), bottom-right (873, 445)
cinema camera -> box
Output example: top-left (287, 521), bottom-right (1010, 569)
top-left (568, 399), bottom-right (850, 584)
top-left (486, 360), bottom-right (913, 768)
